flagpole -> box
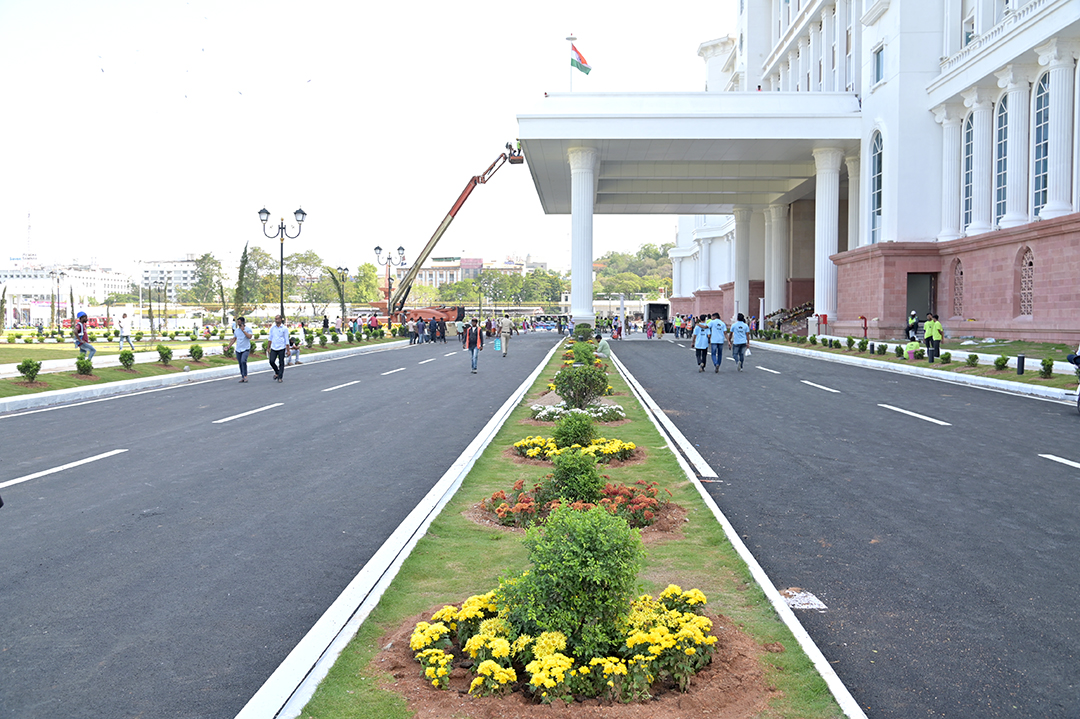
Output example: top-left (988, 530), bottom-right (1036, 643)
top-left (566, 34), bottom-right (576, 92)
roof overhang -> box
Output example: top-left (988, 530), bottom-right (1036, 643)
top-left (517, 92), bottom-right (862, 215)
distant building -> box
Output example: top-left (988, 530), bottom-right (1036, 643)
top-left (140, 256), bottom-right (199, 301)
top-left (0, 262), bottom-right (132, 326)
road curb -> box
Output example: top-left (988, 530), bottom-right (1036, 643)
top-left (0, 341), bottom-right (409, 415)
top-left (757, 341), bottom-right (1075, 403)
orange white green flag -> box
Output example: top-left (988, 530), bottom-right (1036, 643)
top-left (570, 44), bottom-right (591, 75)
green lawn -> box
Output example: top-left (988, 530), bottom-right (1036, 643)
top-left (299, 342), bottom-right (844, 719)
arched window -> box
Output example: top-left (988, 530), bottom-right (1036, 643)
top-left (870, 132), bottom-right (883, 243)
top-left (953, 259), bottom-right (964, 317)
top-left (1019, 248), bottom-right (1034, 316)
top-left (994, 97), bottom-right (1008, 224)
top-left (1032, 74), bottom-right (1050, 217)
top-left (962, 114), bottom-right (974, 230)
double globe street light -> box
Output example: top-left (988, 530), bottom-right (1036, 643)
top-left (259, 206), bottom-right (306, 319)
top-left (374, 245), bottom-right (406, 319)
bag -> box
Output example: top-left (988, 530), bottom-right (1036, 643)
top-left (745, 348), bottom-right (751, 357)
top-left (493, 338), bottom-right (502, 351)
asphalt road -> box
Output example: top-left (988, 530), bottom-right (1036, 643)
top-left (614, 338), bottom-right (1080, 718)
top-left (0, 333), bottom-right (560, 719)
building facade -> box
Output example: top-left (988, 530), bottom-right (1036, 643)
top-left (0, 263), bottom-right (132, 326)
top-left (140, 257), bottom-right (199, 302)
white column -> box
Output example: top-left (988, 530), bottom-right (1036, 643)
top-left (696, 237), bottom-right (712, 291)
top-left (769, 204), bottom-right (790, 311)
top-left (797, 38), bottom-right (808, 90)
top-left (1036, 39), bottom-right (1077, 219)
top-left (788, 49), bottom-right (798, 91)
top-left (568, 147), bottom-right (598, 325)
top-left (762, 208), bottom-right (775, 313)
top-left (933, 104), bottom-right (964, 241)
top-left (845, 154), bottom-right (861, 247)
top-left (809, 22), bottom-right (821, 91)
top-left (733, 207), bottom-right (752, 317)
top-left (813, 148), bottom-right (844, 320)
top-left (671, 257), bottom-right (683, 297)
top-left (822, 5), bottom-right (836, 92)
top-left (962, 87), bottom-right (995, 234)
top-left (995, 65), bottom-right (1035, 228)
top-left (837, 0), bottom-right (850, 90)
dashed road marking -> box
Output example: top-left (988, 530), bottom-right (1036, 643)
top-left (1039, 453), bottom-right (1080, 470)
top-left (212, 403), bottom-right (284, 424)
top-left (418, 359), bottom-right (436, 365)
top-left (801, 380), bottom-right (841, 393)
top-left (0, 449), bottom-right (129, 490)
top-left (443, 352), bottom-right (456, 357)
top-left (757, 366), bottom-right (781, 374)
top-left (321, 381), bottom-right (360, 393)
top-left (381, 368), bottom-right (406, 375)
top-left (877, 404), bottom-right (951, 426)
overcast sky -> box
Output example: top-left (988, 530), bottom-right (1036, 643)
top-left (0, 0), bottom-right (736, 278)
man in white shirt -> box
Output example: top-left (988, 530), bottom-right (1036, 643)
top-left (499, 314), bottom-right (514, 357)
top-left (268, 315), bottom-right (289, 382)
top-left (117, 313), bottom-right (135, 351)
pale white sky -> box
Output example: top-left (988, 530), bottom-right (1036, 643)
top-left (0, 0), bottom-right (736, 279)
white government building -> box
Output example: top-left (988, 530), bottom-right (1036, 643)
top-left (518, 0), bottom-right (1080, 341)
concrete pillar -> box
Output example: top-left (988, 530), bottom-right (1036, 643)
top-left (809, 22), bottom-right (821, 91)
top-left (768, 204), bottom-right (790, 311)
top-left (962, 87), bottom-right (995, 234)
top-left (762, 208), bottom-right (775, 313)
top-left (797, 38), bottom-right (808, 91)
top-left (696, 237), bottom-right (712, 291)
top-left (845, 154), bottom-right (861, 247)
top-left (822, 5), bottom-right (836, 92)
top-left (812, 148), bottom-right (844, 320)
top-left (788, 49), bottom-right (798, 91)
top-left (995, 65), bottom-right (1034, 228)
top-left (733, 207), bottom-right (752, 318)
top-left (568, 147), bottom-right (599, 325)
top-left (933, 104), bottom-right (964, 241)
top-left (1035, 39), bottom-right (1076, 219)
top-left (671, 257), bottom-right (683, 297)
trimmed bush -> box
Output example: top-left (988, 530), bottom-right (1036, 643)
top-left (809, 335), bottom-right (817, 345)
top-left (572, 323), bottom-right (594, 341)
top-left (994, 354), bottom-right (1008, 371)
top-left (156, 344), bottom-right (173, 364)
top-left (17, 359), bottom-right (41, 383)
top-left (915, 348), bottom-right (926, 360)
top-left (305, 333), bottom-right (314, 348)
top-left (1039, 357), bottom-right (1054, 379)
top-left (895, 344), bottom-right (905, 358)
top-left (857, 338), bottom-right (869, 352)
top-left (222, 344), bottom-right (234, 359)
top-left (940, 351), bottom-right (952, 364)
top-left (189, 344), bottom-right (204, 361)
top-left (119, 350), bottom-right (135, 369)
top-left (846, 336), bottom-right (855, 350)
top-left (552, 411), bottom-right (596, 449)
top-left (331, 332), bottom-right (339, 344)
top-left (878, 343), bottom-right (888, 355)
top-left (553, 365), bottom-right (609, 410)
top-left (541, 449), bottom-right (604, 505)
top-left (319, 334), bottom-right (328, 347)
top-left (135, 331), bottom-right (144, 341)
top-left (966, 353), bottom-right (979, 367)
top-left (75, 357), bottom-right (93, 375)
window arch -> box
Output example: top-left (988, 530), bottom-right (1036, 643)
top-left (962, 113), bottom-right (974, 230)
top-left (870, 131), bottom-right (883, 243)
top-left (1032, 73), bottom-right (1050, 217)
top-left (1019, 248), bottom-right (1034, 316)
top-left (952, 259), bottom-right (964, 317)
top-left (994, 96), bottom-right (1008, 224)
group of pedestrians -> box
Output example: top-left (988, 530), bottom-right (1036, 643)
top-left (691, 312), bottom-right (751, 373)
top-left (406, 317), bottom-right (448, 345)
top-left (227, 315), bottom-right (299, 383)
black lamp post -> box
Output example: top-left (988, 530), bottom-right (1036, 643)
top-left (374, 245), bottom-right (406, 319)
top-left (259, 207), bottom-right (306, 320)
top-left (335, 266), bottom-right (349, 323)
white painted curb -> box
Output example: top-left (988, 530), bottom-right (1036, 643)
top-left (0, 341), bottom-right (409, 415)
top-left (234, 337), bottom-right (565, 719)
top-left (609, 350), bottom-right (869, 719)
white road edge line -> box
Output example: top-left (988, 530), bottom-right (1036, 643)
top-left (0, 449), bottom-right (129, 490)
top-left (609, 357), bottom-right (867, 719)
top-left (321, 381), bottom-right (360, 393)
top-left (757, 366), bottom-right (781, 374)
top-left (1038, 453), bottom-right (1080, 470)
top-left (418, 358), bottom-right (437, 365)
top-left (234, 338), bottom-right (565, 719)
top-left (211, 403), bottom-right (284, 424)
top-left (609, 353), bottom-right (717, 478)
top-left (381, 367), bottom-right (405, 375)
top-left (801, 380), bottom-right (841, 393)
top-left (877, 403), bottom-right (952, 426)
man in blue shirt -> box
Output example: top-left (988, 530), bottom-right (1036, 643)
top-left (707, 312), bottom-right (727, 373)
top-left (692, 315), bottom-right (710, 372)
top-left (729, 313), bottom-right (751, 371)
top-left (228, 316), bottom-right (253, 382)
top-left (268, 315), bottom-right (289, 382)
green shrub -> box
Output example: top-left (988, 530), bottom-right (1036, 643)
top-left (331, 332), bottom-right (339, 344)
top-left (915, 348), bottom-right (926, 360)
top-left (572, 323), bottom-right (594, 341)
top-left (169, 332), bottom-right (177, 340)
top-left (541, 448), bottom-right (604, 504)
top-left (572, 340), bottom-right (594, 365)
top-left (37, 336), bottom-right (45, 343)
top-left (1039, 357), bottom-right (1054, 379)
top-left (846, 336), bottom-right (855, 350)
top-left (878, 343), bottom-right (888, 355)
top-left (895, 345), bottom-right (904, 358)
top-left (75, 357), bottom-right (93, 375)
top-left (940, 351), bottom-right (952, 364)
top-left (994, 354), bottom-right (1008, 371)
top-left (552, 411), bottom-right (596, 449)
top-left (113, 329), bottom-right (120, 337)
top-left (554, 365), bottom-right (609, 410)
top-left (17, 359), bottom-right (41, 383)
top-left (319, 333), bottom-right (328, 347)
top-left (305, 333), bottom-right (314, 348)
top-left (119, 350), bottom-right (135, 369)
top-left (346, 331), bottom-right (354, 343)
top-left (262, 340), bottom-right (271, 353)
top-left (156, 344), bottom-right (173, 364)
top-left (189, 344), bottom-right (204, 361)
top-left (498, 504), bottom-right (645, 660)
top-left (222, 344), bottom-right (234, 359)
top-left (857, 338), bottom-right (869, 352)
top-left (87, 332), bottom-right (97, 342)
top-left (135, 331), bottom-right (144, 341)
top-left (809, 335), bottom-right (817, 345)
top-left (966, 353), bottom-right (979, 367)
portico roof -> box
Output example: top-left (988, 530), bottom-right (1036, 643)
top-left (517, 92), bottom-right (862, 215)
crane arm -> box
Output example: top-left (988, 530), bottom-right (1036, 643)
top-left (388, 149), bottom-right (520, 316)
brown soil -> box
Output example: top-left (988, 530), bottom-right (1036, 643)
top-left (12, 381), bottom-right (49, 388)
top-left (500, 446), bottom-right (648, 468)
top-left (462, 501), bottom-right (688, 546)
top-left (373, 606), bottom-right (776, 719)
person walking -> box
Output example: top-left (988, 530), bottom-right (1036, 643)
top-left (228, 316), bottom-right (253, 382)
top-left (464, 318), bottom-right (483, 373)
top-left (73, 312), bottom-right (96, 360)
top-left (407, 318), bottom-right (417, 345)
top-left (416, 318), bottom-right (427, 344)
top-left (117, 313), bottom-right (135, 351)
top-left (457, 318), bottom-right (466, 347)
top-left (729, 313), bottom-right (751, 371)
top-left (296, 322), bottom-right (307, 361)
top-left (925, 313), bottom-right (943, 358)
top-left (907, 311), bottom-right (919, 341)
top-left (428, 317), bottom-right (438, 344)
top-left (499, 314), bottom-right (513, 357)
top-left (707, 312), bottom-right (727, 372)
top-left (692, 315), bottom-right (710, 371)
top-left (437, 318), bottom-right (447, 343)
top-left (268, 315), bottom-right (289, 382)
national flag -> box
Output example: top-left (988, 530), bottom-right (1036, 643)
top-left (570, 44), bottom-right (591, 75)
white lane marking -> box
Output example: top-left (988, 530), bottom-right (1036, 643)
top-left (443, 352), bottom-right (456, 357)
top-left (212, 403), bottom-right (284, 424)
top-left (801, 380), bottom-right (841, 393)
top-left (757, 366), bottom-right (781, 374)
top-left (667, 339), bottom-right (675, 343)
top-left (877, 403), bottom-right (951, 426)
top-left (418, 358), bottom-right (436, 365)
top-left (1039, 453), bottom-right (1080, 470)
top-left (0, 449), bottom-right (129, 490)
top-left (381, 368), bottom-right (405, 375)
top-left (321, 381), bottom-right (360, 393)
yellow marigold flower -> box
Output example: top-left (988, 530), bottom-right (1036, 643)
top-left (660, 584), bottom-right (683, 600)
top-left (430, 605), bottom-right (459, 624)
top-left (469, 676), bottom-right (484, 693)
top-left (685, 647), bottom-right (697, 655)
top-left (489, 637), bottom-right (511, 659)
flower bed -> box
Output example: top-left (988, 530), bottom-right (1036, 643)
top-left (529, 401), bottom-right (626, 423)
top-left (482, 477), bottom-right (666, 529)
top-left (512, 435), bottom-right (636, 462)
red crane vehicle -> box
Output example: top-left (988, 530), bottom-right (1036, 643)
top-left (378, 143), bottom-right (524, 325)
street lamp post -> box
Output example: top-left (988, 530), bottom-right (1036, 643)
top-left (259, 207), bottom-right (306, 320)
top-left (374, 245), bottom-right (406, 322)
top-left (151, 281), bottom-right (163, 342)
top-left (335, 266), bottom-right (349, 325)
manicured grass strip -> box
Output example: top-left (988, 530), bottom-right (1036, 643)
top-left (299, 340), bottom-right (844, 719)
